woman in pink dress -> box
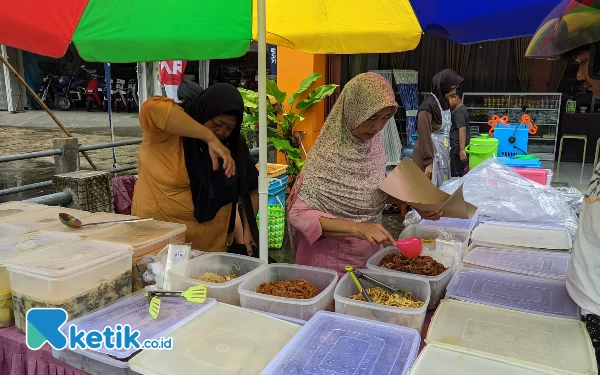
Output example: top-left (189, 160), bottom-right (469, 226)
top-left (288, 72), bottom-right (441, 277)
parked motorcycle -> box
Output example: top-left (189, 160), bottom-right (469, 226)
top-left (54, 65), bottom-right (88, 111)
top-left (112, 78), bottom-right (128, 112)
top-left (85, 73), bottom-right (105, 112)
top-left (32, 74), bottom-right (59, 110)
top-left (125, 79), bottom-right (138, 113)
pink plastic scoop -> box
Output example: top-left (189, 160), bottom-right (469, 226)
top-left (395, 237), bottom-right (423, 258)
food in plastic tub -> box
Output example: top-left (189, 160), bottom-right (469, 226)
top-left (446, 267), bottom-right (579, 319)
top-left (258, 279), bottom-right (319, 299)
top-left (399, 224), bottom-right (470, 260)
top-left (471, 222), bottom-right (571, 251)
top-left (262, 311), bottom-right (420, 375)
top-left (426, 299), bottom-right (597, 375)
top-left (52, 290), bottom-right (216, 374)
top-left (45, 212), bottom-right (141, 237)
top-left (88, 220), bottom-right (187, 291)
top-left (4, 240), bottom-right (133, 332)
top-left (0, 207), bottom-right (93, 231)
top-left (0, 290), bottom-right (13, 327)
top-left (0, 231), bottom-right (81, 294)
top-left (334, 269), bottom-right (430, 333)
top-left (367, 247), bottom-right (454, 309)
top-left (0, 223), bottom-right (29, 240)
top-left (128, 303), bottom-right (300, 375)
top-left (0, 201), bottom-right (47, 219)
top-left (463, 247), bottom-right (570, 280)
top-left (408, 344), bottom-right (559, 375)
top-left (168, 253), bottom-right (265, 306)
top-left (378, 252), bottom-right (448, 276)
top-left (238, 264), bottom-right (338, 321)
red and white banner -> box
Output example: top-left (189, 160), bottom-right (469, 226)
top-left (158, 60), bottom-right (187, 102)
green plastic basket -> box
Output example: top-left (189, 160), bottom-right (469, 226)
top-left (257, 204), bottom-right (286, 249)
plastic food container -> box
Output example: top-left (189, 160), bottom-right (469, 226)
top-left (0, 206), bottom-right (93, 232)
top-left (128, 303), bottom-right (300, 375)
top-left (471, 222), bottom-right (571, 251)
top-left (238, 264), bottom-right (338, 321)
top-left (262, 311), bottom-right (420, 375)
top-left (334, 269), bottom-right (430, 333)
top-left (0, 201), bottom-right (47, 219)
top-left (463, 247), bottom-right (570, 280)
top-left (44, 212), bottom-right (140, 237)
top-left (0, 231), bottom-right (82, 294)
top-left (446, 267), bottom-right (579, 319)
top-left (408, 344), bottom-right (560, 375)
top-left (4, 240), bottom-right (133, 332)
top-left (0, 223), bottom-right (29, 240)
top-left (52, 290), bottom-right (216, 374)
top-left (88, 220), bottom-right (187, 291)
top-left (398, 224), bottom-right (470, 260)
top-left (512, 167), bottom-right (552, 185)
top-left (426, 299), bottom-right (597, 375)
top-left (366, 247), bottom-right (454, 309)
top-left (420, 214), bottom-right (479, 233)
top-left (168, 253), bottom-right (265, 306)
top-left (0, 290), bottom-right (14, 328)
top-left (244, 308), bottom-right (307, 326)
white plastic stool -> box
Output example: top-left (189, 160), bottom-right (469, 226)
top-left (557, 134), bottom-right (587, 178)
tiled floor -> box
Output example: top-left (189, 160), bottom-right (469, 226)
top-left (542, 161), bottom-right (596, 193)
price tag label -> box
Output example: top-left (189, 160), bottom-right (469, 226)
top-left (172, 250), bottom-right (185, 261)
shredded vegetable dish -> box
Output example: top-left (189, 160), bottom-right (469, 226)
top-left (196, 272), bottom-right (238, 283)
top-left (349, 287), bottom-right (424, 308)
top-left (379, 253), bottom-right (447, 276)
top-left (257, 279), bottom-right (319, 299)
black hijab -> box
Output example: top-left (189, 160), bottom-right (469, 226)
top-left (418, 69), bottom-right (464, 124)
top-left (181, 83), bottom-right (246, 226)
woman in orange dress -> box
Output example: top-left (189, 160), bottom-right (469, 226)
top-left (131, 83), bottom-right (259, 253)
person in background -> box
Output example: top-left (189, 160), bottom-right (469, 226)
top-left (449, 86), bottom-right (470, 177)
top-left (288, 73), bottom-right (442, 277)
top-left (132, 83), bottom-right (259, 255)
top-left (414, 69), bottom-right (464, 181)
top-left (525, 0), bottom-right (600, 367)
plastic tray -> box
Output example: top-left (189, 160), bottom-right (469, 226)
top-left (334, 269), bottom-right (430, 333)
top-left (0, 223), bottom-right (29, 240)
top-left (420, 214), bottom-right (479, 233)
top-left (52, 348), bottom-right (140, 375)
top-left (497, 156), bottom-right (542, 168)
top-left (513, 167), bottom-right (551, 185)
top-left (471, 222), bottom-right (571, 251)
top-left (238, 264), bottom-right (338, 321)
top-left (463, 247), bottom-right (570, 280)
top-left (446, 267), bottom-right (579, 319)
top-left (128, 303), bottom-right (300, 375)
top-left (0, 207), bottom-right (93, 232)
top-left (399, 224), bottom-right (470, 261)
top-left (0, 201), bottom-right (47, 219)
top-left (408, 344), bottom-right (560, 375)
top-left (426, 299), bottom-right (597, 375)
top-left (168, 253), bottom-right (266, 306)
top-left (262, 311), bottom-right (420, 375)
top-left (366, 247), bottom-right (454, 309)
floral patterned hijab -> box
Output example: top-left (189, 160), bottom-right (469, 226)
top-left (297, 72), bottom-right (398, 223)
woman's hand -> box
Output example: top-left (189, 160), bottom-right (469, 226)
top-left (417, 209), bottom-right (443, 221)
top-left (353, 223), bottom-right (395, 246)
top-left (243, 228), bottom-right (255, 257)
top-left (424, 164), bottom-right (433, 180)
top-left (207, 138), bottom-right (235, 178)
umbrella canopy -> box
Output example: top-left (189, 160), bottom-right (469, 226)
top-left (2, 0), bottom-right (566, 62)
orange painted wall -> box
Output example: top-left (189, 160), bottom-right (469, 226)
top-left (276, 47), bottom-right (327, 163)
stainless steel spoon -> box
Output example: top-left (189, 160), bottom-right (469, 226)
top-left (58, 212), bottom-right (152, 229)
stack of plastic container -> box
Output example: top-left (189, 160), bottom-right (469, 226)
top-left (262, 311), bottom-right (421, 375)
top-left (497, 156), bottom-right (553, 185)
top-left (0, 201), bottom-right (47, 219)
top-left (53, 290), bottom-right (217, 375)
top-left (0, 206), bottom-right (93, 232)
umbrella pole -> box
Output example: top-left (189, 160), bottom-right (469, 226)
top-left (0, 54), bottom-right (98, 171)
top-left (257, 0), bottom-right (269, 262)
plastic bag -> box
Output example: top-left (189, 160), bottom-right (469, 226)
top-left (139, 246), bottom-right (203, 289)
top-left (435, 229), bottom-right (463, 264)
top-left (431, 128), bottom-right (450, 187)
top-left (402, 210), bottom-right (422, 227)
top-left (440, 159), bottom-right (579, 240)
top-left (553, 186), bottom-right (584, 215)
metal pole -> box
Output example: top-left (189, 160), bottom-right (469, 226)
top-left (0, 181), bottom-right (53, 197)
top-left (0, 149), bottom-right (61, 163)
top-left (79, 139), bottom-right (142, 151)
top-left (257, 0), bottom-right (269, 262)
top-left (24, 191), bottom-right (72, 206)
top-left (0, 54), bottom-right (98, 171)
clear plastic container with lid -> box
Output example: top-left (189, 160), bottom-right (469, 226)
top-left (4, 240), bottom-right (133, 332)
top-left (52, 289), bottom-right (217, 374)
top-left (366, 247), bottom-right (454, 309)
top-left (334, 269), bottom-right (430, 333)
top-left (408, 344), bottom-right (560, 375)
top-left (262, 311), bottom-right (420, 375)
top-left (426, 299), bottom-right (597, 375)
top-left (0, 206), bottom-right (93, 232)
top-left (398, 224), bottom-right (470, 261)
top-left (128, 303), bottom-right (300, 375)
top-left (471, 222), bottom-right (572, 251)
top-left (446, 267), bottom-right (579, 319)
top-left (168, 253), bottom-right (265, 306)
top-left (463, 247), bottom-right (570, 280)
top-left (0, 231), bottom-right (82, 293)
top-left (0, 222), bottom-right (29, 240)
top-left (45, 212), bottom-right (140, 237)
top-left (0, 201), bottom-right (47, 219)
top-left (238, 264), bottom-right (338, 321)
top-left (420, 214), bottom-right (480, 233)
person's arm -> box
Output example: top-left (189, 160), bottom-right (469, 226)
top-left (319, 217), bottom-right (395, 245)
top-left (456, 107), bottom-right (469, 161)
top-left (417, 110), bottom-right (435, 178)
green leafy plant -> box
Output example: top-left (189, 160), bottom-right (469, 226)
top-left (238, 88), bottom-right (259, 148)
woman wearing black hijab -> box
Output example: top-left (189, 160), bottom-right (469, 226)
top-left (132, 83), bottom-right (259, 255)
top-left (414, 69), bottom-right (464, 180)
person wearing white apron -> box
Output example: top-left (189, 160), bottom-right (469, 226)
top-left (413, 69), bottom-right (463, 187)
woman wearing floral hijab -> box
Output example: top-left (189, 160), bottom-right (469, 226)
top-left (288, 73), bottom-right (441, 277)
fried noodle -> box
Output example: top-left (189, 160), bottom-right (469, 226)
top-left (349, 287), bottom-right (424, 308)
top-left (196, 272), bottom-right (239, 283)
top-left (257, 279), bottom-right (319, 299)
top-left (379, 253), bottom-right (447, 276)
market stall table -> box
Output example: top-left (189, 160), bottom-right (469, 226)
top-left (0, 326), bottom-right (89, 375)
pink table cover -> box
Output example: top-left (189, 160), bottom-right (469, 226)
top-left (0, 326), bottom-right (89, 375)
